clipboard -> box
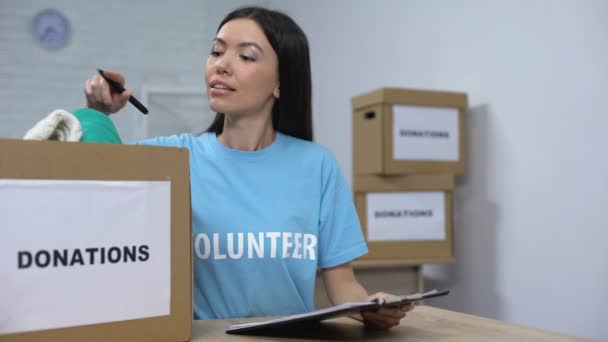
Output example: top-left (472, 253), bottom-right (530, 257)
top-left (226, 289), bottom-right (449, 335)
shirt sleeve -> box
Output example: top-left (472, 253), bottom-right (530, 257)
top-left (317, 149), bottom-right (368, 268)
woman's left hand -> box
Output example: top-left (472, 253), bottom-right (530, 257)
top-left (360, 292), bottom-right (415, 330)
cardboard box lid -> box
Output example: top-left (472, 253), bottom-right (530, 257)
top-left (0, 139), bottom-right (192, 342)
top-left (351, 87), bottom-right (468, 111)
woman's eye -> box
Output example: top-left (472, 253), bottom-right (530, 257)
top-left (240, 55), bottom-right (256, 62)
top-left (210, 50), bottom-right (222, 57)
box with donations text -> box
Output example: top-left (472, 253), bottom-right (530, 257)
top-left (353, 174), bottom-right (455, 261)
top-left (0, 139), bottom-right (192, 342)
top-left (352, 87), bottom-right (468, 175)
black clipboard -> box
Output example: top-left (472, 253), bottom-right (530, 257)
top-left (226, 289), bottom-right (450, 335)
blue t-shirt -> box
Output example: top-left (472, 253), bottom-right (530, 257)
top-left (138, 132), bottom-right (367, 319)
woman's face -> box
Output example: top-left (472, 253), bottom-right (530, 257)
top-left (205, 18), bottom-right (279, 117)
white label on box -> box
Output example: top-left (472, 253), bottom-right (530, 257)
top-left (366, 192), bottom-right (446, 241)
top-left (0, 179), bottom-right (171, 335)
top-left (393, 105), bottom-right (459, 161)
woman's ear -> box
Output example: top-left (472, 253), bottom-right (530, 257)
top-left (273, 85), bottom-right (280, 99)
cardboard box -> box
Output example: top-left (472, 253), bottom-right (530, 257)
top-left (352, 87), bottom-right (468, 175)
top-left (354, 174), bottom-right (454, 261)
top-left (0, 139), bottom-right (192, 342)
top-left (354, 174), bottom-right (454, 192)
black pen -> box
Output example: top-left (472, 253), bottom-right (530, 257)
top-left (97, 69), bottom-right (149, 115)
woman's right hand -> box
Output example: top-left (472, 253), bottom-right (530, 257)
top-left (84, 70), bottom-right (132, 115)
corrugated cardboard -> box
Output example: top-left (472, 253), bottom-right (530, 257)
top-left (353, 174), bottom-right (454, 192)
top-left (0, 139), bottom-right (192, 342)
top-left (355, 192), bottom-right (453, 260)
top-left (354, 173), bottom-right (454, 261)
top-left (352, 87), bottom-right (468, 175)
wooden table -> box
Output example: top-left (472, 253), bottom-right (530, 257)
top-left (190, 305), bottom-right (590, 341)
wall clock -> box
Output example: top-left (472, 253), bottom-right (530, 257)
top-left (32, 9), bottom-right (71, 50)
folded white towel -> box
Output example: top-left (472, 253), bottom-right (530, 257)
top-left (23, 109), bottom-right (82, 142)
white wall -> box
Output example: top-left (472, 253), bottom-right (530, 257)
top-left (2, 0), bottom-right (607, 340)
top-left (270, 1), bottom-right (608, 340)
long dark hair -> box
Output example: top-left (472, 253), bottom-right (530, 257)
top-left (205, 6), bottom-right (313, 141)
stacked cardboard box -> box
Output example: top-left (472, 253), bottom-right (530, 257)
top-left (352, 88), bottom-right (468, 261)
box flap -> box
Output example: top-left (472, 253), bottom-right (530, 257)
top-left (352, 87), bottom-right (468, 110)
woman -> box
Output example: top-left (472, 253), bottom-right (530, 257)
top-left (79, 6), bottom-right (413, 329)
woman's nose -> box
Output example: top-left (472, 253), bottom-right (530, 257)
top-left (215, 56), bottom-right (231, 75)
